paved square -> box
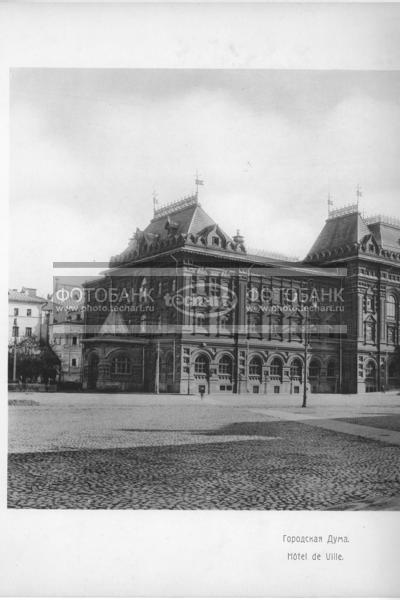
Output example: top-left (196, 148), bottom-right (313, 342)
top-left (7, 391), bottom-right (400, 509)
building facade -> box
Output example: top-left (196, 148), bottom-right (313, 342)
top-left (45, 282), bottom-right (85, 384)
top-left (81, 195), bottom-right (400, 394)
top-left (8, 287), bottom-right (48, 344)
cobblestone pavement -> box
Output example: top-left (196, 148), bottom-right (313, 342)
top-left (8, 420), bottom-right (400, 510)
top-left (8, 391), bottom-right (400, 509)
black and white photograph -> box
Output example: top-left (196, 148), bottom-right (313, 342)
top-left (1, 1), bottom-right (400, 597)
top-left (8, 66), bottom-right (400, 511)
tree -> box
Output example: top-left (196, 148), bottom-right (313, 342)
top-left (8, 336), bottom-right (60, 383)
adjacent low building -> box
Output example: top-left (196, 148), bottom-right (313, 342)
top-left (8, 287), bottom-right (48, 344)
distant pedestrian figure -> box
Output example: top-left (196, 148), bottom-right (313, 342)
top-left (199, 384), bottom-right (206, 400)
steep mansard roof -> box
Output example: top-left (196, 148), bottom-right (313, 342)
top-left (109, 195), bottom-right (244, 266)
top-left (144, 200), bottom-right (222, 240)
top-left (306, 206), bottom-right (400, 263)
top-left (307, 209), bottom-right (370, 258)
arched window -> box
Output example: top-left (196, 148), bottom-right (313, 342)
top-left (112, 355), bottom-right (130, 375)
top-left (270, 357), bottom-right (283, 380)
top-left (365, 361), bottom-right (376, 380)
top-left (327, 360), bottom-right (336, 378)
top-left (387, 294), bottom-right (397, 319)
top-left (291, 358), bottom-right (302, 380)
top-left (194, 354), bottom-right (209, 375)
top-left (309, 358), bottom-right (321, 378)
top-left (219, 355), bottom-right (233, 375)
top-left (249, 356), bottom-right (262, 377)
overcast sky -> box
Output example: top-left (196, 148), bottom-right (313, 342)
top-left (10, 68), bottom-right (400, 295)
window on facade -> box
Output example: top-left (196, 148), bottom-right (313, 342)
top-left (291, 358), bottom-right (302, 380)
top-left (249, 356), bottom-right (262, 377)
top-left (12, 326), bottom-right (19, 337)
top-left (249, 314), bottom-right (259, 333)
top-left (387, 294), bottom-right (397, 319)
top-left (194, 354), bottom-right (209, 375)
top-left (72, 336), bottom-right (77, 345)
top-left (327, 361), bottom-right (336, 378)
top-left (212, 236), bottom-right (220, 246)
top-left (365, 296), bottom-right (374, 312)
top-left (309, 359), bottom-right (321, 378)
top-left (271, 315), bottom-right (282, 339)
top-left (210, 277), bottom-right (218, 296)
top-left (196, 279), bottom-right (206, 294)
top-left (27, 309), bottom-right (32, 316)
top-left (14, 308), bottom-right (19, 316)
top-left (25, 327), bottom-right (32, 337)
top-left (111, 355), bottom-right (130, 375)
top-left (71, 358), bottom-right (77, 367)
top-left (365, 361), bottom-right (376, 380)
top-left (219, 355), bottom-right (233, 375)
top-left (365, 321), bottom-right (376, 342)
top-left (196, 312), bottom-right (207, 327)
top-left (220, 314), bottom-right (230, 329)
top-left (388, 326), bottom-right (397, 345)
top-left (290, 318), bottom-right (302, 341)
top-left (270, 357), bottom-right (283, 379)
top-left (76, 314), bottom-right (81, 321)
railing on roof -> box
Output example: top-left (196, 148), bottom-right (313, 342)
top-left (327, 203), bottom-right (359, 220)
top-left (153, 194), bottom-right (199, 218)
top-left (247, 247), bottom-right (299, 262)
top-left (364, 214), bottom-right (400, 228)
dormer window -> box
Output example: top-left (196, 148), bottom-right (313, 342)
top-left (212, 236), bottom-right (220, 246)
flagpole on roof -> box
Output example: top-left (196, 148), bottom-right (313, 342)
top-left (328, 192), bottom-right (333, 216)
top-left (195, 170), bottom-right (204, 199)
top-left (152, 189), bottom-right (158, 215)
top-left (356, 184), bottom-right (362, 211)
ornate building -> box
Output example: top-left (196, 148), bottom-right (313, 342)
top-left (81, 194), bottom-right (400, 394)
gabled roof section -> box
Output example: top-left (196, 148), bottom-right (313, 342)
top-left (98, 310), bottom-right (130, 336)
top-left (306, 206), bottom-right (370, 259)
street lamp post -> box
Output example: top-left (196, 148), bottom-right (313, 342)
top-left (12, 318), bottom-right (18, 382)
top-left (302, 307), bottom-right (308, 408)
top-left (302, 280), bottom-right (315, 409)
